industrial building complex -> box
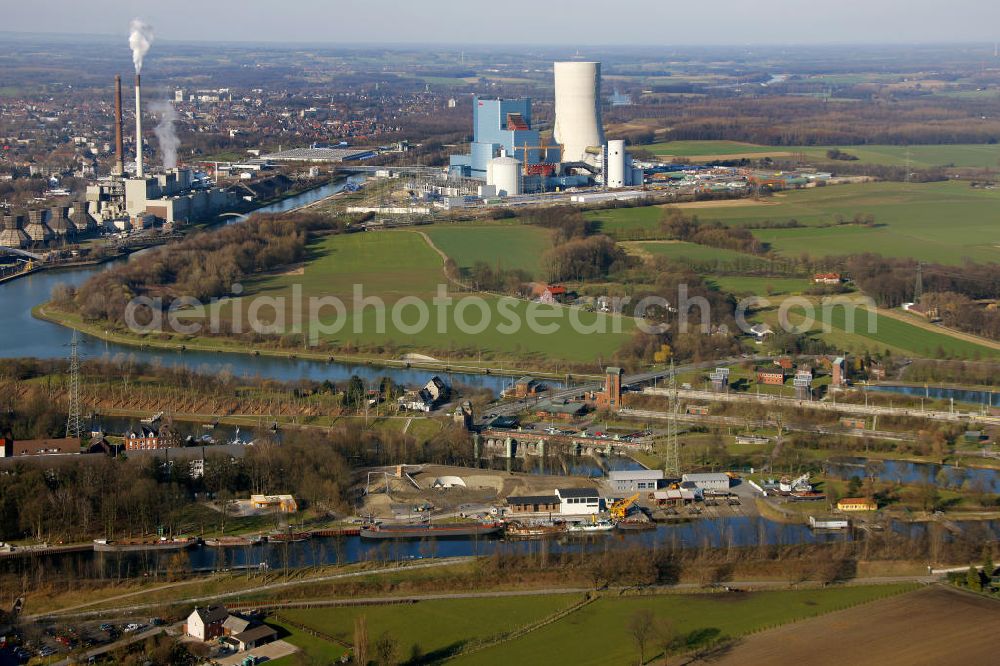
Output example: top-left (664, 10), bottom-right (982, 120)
top-left (449, 61), bottom-right (643, 196)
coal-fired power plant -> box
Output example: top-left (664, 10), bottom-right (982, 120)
top-left (134, 74), bottom-right (143, 178)
top-left (113, 75), bottom-right (124, 176)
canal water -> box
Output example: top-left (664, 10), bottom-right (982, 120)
top-left (865, 383), bottom-right (999, 408)
top-left (0, 179), bottom-right (512, 393)
top-left (825, 457), bottom-right (1000, 493)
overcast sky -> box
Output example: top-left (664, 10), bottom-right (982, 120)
top-left (2, 0), bottom-right (998, 45)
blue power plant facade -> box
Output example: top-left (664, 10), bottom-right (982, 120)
top-left (450, 97), bottom-right (560, 179)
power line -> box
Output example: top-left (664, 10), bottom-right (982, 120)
top-left (66, 331), bottom-right (83, 440)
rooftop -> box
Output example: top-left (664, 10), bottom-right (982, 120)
top-left (556, 487), bottom-right (600, 499)
top-left (608, 470), bottom-right (665, 481)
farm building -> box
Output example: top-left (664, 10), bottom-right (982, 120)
top-left (837, 497), bottom-right (877, 512)
top-left (556, 487), bottom-right (601, 515)
top-left (681, 473), bottom-right (730, 492)
top-left (506, 495), bottom-right (560, 514)
top-left (231, 625), bottom-right (278, 652)
top-left (608, 469), bottom-right (664, 492)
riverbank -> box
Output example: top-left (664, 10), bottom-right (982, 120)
top-left (33, 303), bottom-right (599, 384)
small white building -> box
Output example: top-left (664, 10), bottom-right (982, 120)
top-left (608, 469), bottom-right (664, 492)
top-left (681, 473), bottom-right (730, 492)
top-left (555, 487), bottom-right (601, 515)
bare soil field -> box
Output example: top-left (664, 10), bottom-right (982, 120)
top-left (686, 585), bottom-right (1000, 666)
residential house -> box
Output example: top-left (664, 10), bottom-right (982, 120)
top-left (813, 272), bottom-right (842, 285)
top-left (0, 437), bottom-right (11, 458)
top-left (124, 426), bottom-right (164, 451)
top-left (749, 323), bottom-right (773, 343)
top-left (399, 376), bottom-right (450, 412)
top-left (186, 605), bottom-right (230, 641)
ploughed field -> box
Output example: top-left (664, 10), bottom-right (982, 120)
top-left (696, 585), bottom-right (1000, 666)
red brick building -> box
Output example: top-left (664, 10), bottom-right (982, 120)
top-left (595, 367), bottom-right (624, 410)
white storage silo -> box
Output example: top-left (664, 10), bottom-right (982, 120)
top-left (553, 62), bottom-right (605, 166)
top-left (606, 140), bottom-right (626, 188)
top-left (486, 156), bottom-right (522, 197)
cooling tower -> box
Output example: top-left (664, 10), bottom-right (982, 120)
top-left (553, 62), bottom-right (605, 166)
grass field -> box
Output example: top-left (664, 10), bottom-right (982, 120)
top-left (235, 231), bottom-right (633, 364)
top-left (629, 240), bottom-right (770, 270)
top-left (756, 300), bottom-right (1000, 359)
top-left (424, 223), bottom-right (551, 278)
top-left (276, 594), bottom-right (579, 663)
top-left (456, 585), bottom-right (914, 665)
top-left (707, 276), bottom-right (811, 296)
top-left (589, 182), bottom-right (1000, 264)
top-left (640, 140), bottom-right (1000, 168)
top-left (704, 586), bottom-right (1000, 666)
top-left (641, 140), bottom-right (791, 158)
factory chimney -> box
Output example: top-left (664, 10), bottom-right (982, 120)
top-left (113, 75), bottom-right (125, 175)
top-left (135, 74), bottom-right (143, 178)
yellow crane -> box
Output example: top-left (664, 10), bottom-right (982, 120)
top-left (610, 493), bottom-right (640, 521)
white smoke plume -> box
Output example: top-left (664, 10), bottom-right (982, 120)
top-left (128, 19), bottom-right (154, 74)
top-left (150, 100), bottom-right (179, 169)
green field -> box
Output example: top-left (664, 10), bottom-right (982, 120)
top-left (276, 594), bottom-right (578, 663)
top-left (235, 231), bottom-right (633, 364)
top-left (590, 182), bottom-right (1000, 264)
top-left (640, 139), bottom-right (1000, 168)
top-left (708, 276), bottom-right (811, 296)
top-left (269, 585), bottom-right (913, 666)
top-left (641, 140), bottom-right (788, 157)
top-left (798, 144), bottom-right (1000, 169)
top-left (456, 585), bottom-right (914, 665)
top-left (424, 223), bottom-right (551, 277)
top-left (758, 301), bottom-right (1000, 359)
top-left (631, 240), bottom-right (770, 270)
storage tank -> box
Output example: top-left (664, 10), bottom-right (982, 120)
top-left (606, 140), bottom-right (625, 188)
top-left (486, 156), bottom-right (522, 197)
top-left (553, 62), bottom-right (605, 166)
top-left (632, 167), bottom-right (644, 187)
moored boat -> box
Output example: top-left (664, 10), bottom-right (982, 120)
top-left (615, 519), bottom-right (656, 531)
top-left (568, 519), bottom-right (615, 533)
top-left (203, 535), bottom-right (265, 547)
top-left (93, 537), bottom-right (197, 552)
top-left (504, 521), bottom-right (568, 538)
top-left (359, 522), bottom-right (503, 539)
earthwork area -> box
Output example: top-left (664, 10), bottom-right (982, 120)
top-left (688, 585), bottom-right (1000, 666)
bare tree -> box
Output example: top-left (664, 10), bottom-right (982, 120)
top-left (655, 616), bottom-right (675, 665)
top-left (628, 608), bottom-right (655, 664)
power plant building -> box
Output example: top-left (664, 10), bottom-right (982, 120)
top-left (449, 97), bottom-right (560, 181)
top-left (449, 61), bottom-right (640, 196)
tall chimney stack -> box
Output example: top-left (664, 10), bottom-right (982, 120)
top-left (114, 75), bottom-right (124, 176)
top-left (135, 73), bottom-right (143, 178)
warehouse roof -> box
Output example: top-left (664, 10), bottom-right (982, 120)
top-left (608, 470), bottom-right (665, 481)
top-left (556, 487), bottom-right (600, 499)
